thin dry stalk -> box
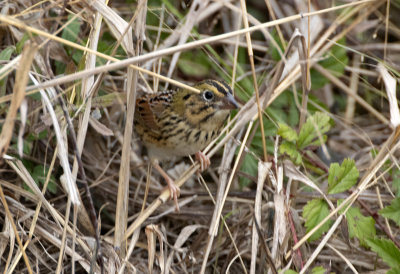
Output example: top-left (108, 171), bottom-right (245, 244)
top-left (28, 74), bottom-right (82, 211)
top-left (0, 43), bottom-right (37, 156)
top-left (251, 161), bottom-right (271, 273)
top-left (14, 1), bottom-right (372, 93)
top-left (326, 243), bottom-right (358, 274)
top-left (300, 215), bottom-right (344, 273)
top-left (125, 0), bottom-right (381, 248)
top-left (114, 0), bottom-right (145, 252)
top-left (239, 0), bottom-right (268, 161)
top-left (0, 186), bottom-right (33, 274)
top-left (1, 0), bottom-right (398, 272)
top-left (201, 122), bottom-right (255, 274)
top-left (345, 56), bottom-right (361, 123)
top-left (5, 157), bottom-right (92, 255)
top-left (296, 28), bottom-right (311, 129)
top-left (55, 196), bottom-right (71, 274)
top-left (315, 64), bottom-right (389, 126)
top-left (68, 0), bottom-right (106, 238)
top-left (0, 15), bottom-right (200, 94)
top-left (164, 0), bottom-right (210, 84)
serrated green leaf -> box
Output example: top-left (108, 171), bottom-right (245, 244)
top-left (280, 141), bottom-right (302, 165)
top-left (277, 123), bottom-right (298, 142)
top-left (297, 112), bottom-right (331, 149)
top-left (339, 200), bottom-right (376, 246)
top-left (366, 238), bottom-right (400, 268)
top-left (328, 159), bottom-right (359, 194)
top-left (379, 198), bottom-right (400, 225)
top-left (311, 266), bottom-right (326, 274)
top-left (297, 121), bottom-right (315, 148)
top-left (303, 199), bottom-right (332, 241)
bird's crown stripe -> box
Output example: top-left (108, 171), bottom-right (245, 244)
top-left (207, 80), bottom-right (229, 95)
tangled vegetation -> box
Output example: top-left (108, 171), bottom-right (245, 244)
top-left (1, 0), bottom-right (400, 273)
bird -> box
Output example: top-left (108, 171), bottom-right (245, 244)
top-left (134, 79), bottom-right (239, 211)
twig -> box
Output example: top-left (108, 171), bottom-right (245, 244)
top-left (55, 90), bottom-right (104, 272)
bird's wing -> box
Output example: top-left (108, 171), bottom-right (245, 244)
top-left (135, 92), bottom-right (172, 131)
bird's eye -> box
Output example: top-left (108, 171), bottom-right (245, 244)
top-left (203, 90), bottom-right (214, 101)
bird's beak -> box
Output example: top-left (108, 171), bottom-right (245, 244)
top-left (221, 93), bottom-right (239, 110)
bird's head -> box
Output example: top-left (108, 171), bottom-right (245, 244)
top-left (173, 80), bottom-right (239, 130)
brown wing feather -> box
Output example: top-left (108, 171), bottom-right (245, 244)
top-left (135, 91), bottom-right (173, 131)
top-left (136, 98), bottom-right (159, 130)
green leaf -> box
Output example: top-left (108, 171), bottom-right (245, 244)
top-left (366, 238), bottom-right (400, 268)
top-left (280, 141), bottom-right (302, 165)
top-left (0, 46), bottom-right (14, 61)
top-left (303, 199), bottom-right (332, 241)
top-left (239, 153), bottom-right (258, 187)
top-left (61, 14), bottom-right (81, 43)
top-left (27, 129), bottom-right (48, 142)
top-left (266, 91), bottom-right (299, 126)
top-left (10, 138), bottom-right (31, 156)
top-left (310, 37), bottom-right (348, 90)
top-left (269, 29), bottom-right (286, 62)
top-left (339, 201), bottom-right (376, 246)
top-left (32, 165), bottom-right (57, 194)
top-left (177, 52), bottom-right (211, 77)
top-left (72, 49), bottom-right (84, 64)
top-left (311, 266), bottom-right (326, 274)
top-left (283, 270), bottom-right (298, 274)
top-left (161, 0), bottom-right (182, 19)
top-left (96, 38), bottom-right (125, 65)
top-left (298, 112), bottom-right (331, 149)
top-left (388, 266), bottom-right (400, 274)
top-left (178, 58), bottom-right (210, 77)
top-left (277, 123), bottom-right (298, 142)
top-left (328, 159), bottom-right (359, 194)
top-left (16, 33), bottom-right (30, 54)
top-left (0, 46), bottom-right (15, 96)
top-left (379, 198), bottom-right (400, 225)
top-left (251, 119), bottom-right (276, 155)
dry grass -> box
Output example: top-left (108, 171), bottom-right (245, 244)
top-left (0, 0), bottom-right (399, 273)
